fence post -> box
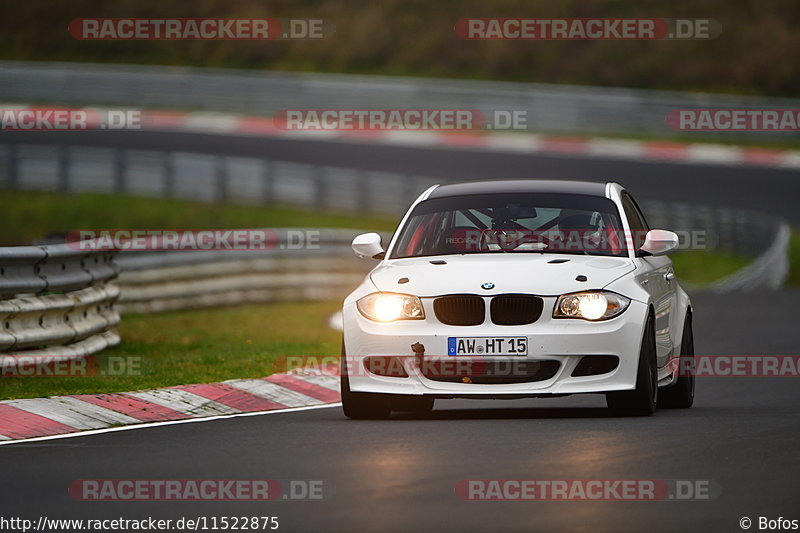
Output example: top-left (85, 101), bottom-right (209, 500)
top-left (113, 148), bottom-right (126, 194)
top-left (404, 174), bottom-right (417, 209)
top-left (58, 145), bottom-right (70, 193)
top-left (262, 158), bottom-right (273, 205)
top-left (215, 155), bottom-right (227, 203)
top-left (314, 165), bottom-right (327, 210)
top-left (357, 169), bottom-right (371, 213)
top-left (163, 152), bottom-right (174, 198)
top-left (7, 143), bottom-right (19, 190)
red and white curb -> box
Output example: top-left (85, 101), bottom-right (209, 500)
top-left (4, 103), bottom-right (798, 169)
top-left (0, 365), bottom-right (340, 443)
top-left (108, 107), bottom-right (800, 170)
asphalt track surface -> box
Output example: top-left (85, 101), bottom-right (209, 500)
top-left (2, 290), bottom-right (799, 532)
top-left (3, 130), bottom-right (800, 224)
top-left (2, 132), bottom-right (799, 532)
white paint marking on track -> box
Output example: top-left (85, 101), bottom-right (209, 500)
top-left (185, 112), bottom-right (242, 133)
top-left (587, 138), bottom-right (645, 159)
top-left (4, 397), bottom-right (140, 430)
top-left (328, 310), bottom-right (343, 331)
top-left (278, 129), bottom-right (343, 140)
top-left (381, 131), bottom-right (443, 146)
top-left (0, 434), bottom-right (10, 440)
top-left (224, 379), bottom-right (323, 407)
top-left (686, 144), bottom-right (743, 164)
top-left (282, 373), bottom-right (340, 392)
top-left (485, 133), bottom-right (543, 153)
top-left (778, 152), bottom-right (800, 169)
top-left (0, 403), bottom-right (342, 446)
top-left (126, 389), bottom-right (240, 417)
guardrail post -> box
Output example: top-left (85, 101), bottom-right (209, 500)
top-left (58, 145), bottom-right (70, 193)
top-left (113, 148), bottom-right (126, 194)
top-left (262, 159), bottom-right (273, 205)
top-left (404, 174), bottom-right (417, 209)
top-left (314, 165), bottom-right (327, 210)
top-left (215, 156), bottom-right (227, 203)
top-left (358, 169), bottom-right (370, 213)
top-left (163, 152), bottom-right (174, 198)
top-left (6, 143), bottom-right (19, 190)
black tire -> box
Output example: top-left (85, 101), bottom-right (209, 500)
top-left (606, 313), bottom-right (658, 416)
top-left (391, 395), bottom-right (435, 413)
top-left (658, 311), bottom-right (695, 409)
top-left (340, 342), bottom-right (391, 420)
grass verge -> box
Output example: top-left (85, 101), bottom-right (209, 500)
top-left (0, 300), bottom-right (342, 401)
top-left (2, 191), bottom-right (792, 401)
top-left (670, 251), bottom-right (752, 285)
top-left (0, 190), bottom-right (397, 246)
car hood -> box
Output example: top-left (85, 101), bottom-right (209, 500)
top-left (369, 254), bottom-right (635, 297)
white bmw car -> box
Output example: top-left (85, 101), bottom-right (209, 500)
top-left (341, 180), bottom-right (694, 418)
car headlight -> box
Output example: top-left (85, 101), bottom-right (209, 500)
top-left (553, 291), bottom-right (630, 321)
top-left (357, 292), bottom-right (425, 322)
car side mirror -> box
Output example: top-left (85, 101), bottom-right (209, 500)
top-left (639, 229), bottom-right (679, 256)
top-left (352, 233), bottom-right (385, 259)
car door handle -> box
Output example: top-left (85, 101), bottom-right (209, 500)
top-left (664, 271), bottom-right (675, 282)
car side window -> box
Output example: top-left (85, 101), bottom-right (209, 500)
top-left (621, 192), bottom-right (649, 251)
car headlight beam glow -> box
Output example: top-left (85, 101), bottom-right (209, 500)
top-left (553, 291), bottom-right (630, 321)
top-left (357, 292), bottom-right (425, 322)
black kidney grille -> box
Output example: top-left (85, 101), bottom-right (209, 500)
top-left (490, 295), bottom-right (544, 325)
top-left (433, 295), bottom-right (485, 326)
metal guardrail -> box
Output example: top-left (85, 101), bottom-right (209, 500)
top-left (1, 140), bottom-right (789, 255)
top-left (2, 61), bottom-right (800, 139)
top-left (114, 229), bottom-right (374, 313)
top-left (0, 242), bottom-right (120, 358)
top-left (643, 202), bottom-right (789, 291)
top-left (0, 143), bottom-right (431, 215)
top-left (0, 242), bottom-right (118, 297)
top-left (112, 208), bottom-right (788, 316)
top-left (0, 62), bottom-right (791, 365)
top-left (117, 258), bottom-right (366, 314)
top-left (709, 223), bottom-right (791, 292)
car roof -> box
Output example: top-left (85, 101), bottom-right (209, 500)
top-left (426, 179), bottom-right (609, 199)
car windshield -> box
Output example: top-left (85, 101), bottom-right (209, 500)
top-left (390, 193), bottom-right (628, 258)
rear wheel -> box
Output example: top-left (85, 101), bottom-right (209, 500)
top-left (606, 314), bottom-right (658, 416)
top-left (658, 311), bottom-right (695, 409)
top-left (340, 342), bottom-right (391, 420)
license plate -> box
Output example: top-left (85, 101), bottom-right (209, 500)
top-left (447, 337), bottom-right (528, 356)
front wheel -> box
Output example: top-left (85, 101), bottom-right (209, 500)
top-left (606, 314), bottom-right (658, 416)
top-left (340, 343), bottom-right (391, 420)
top-left (658, 311), bottom-right (695, 409)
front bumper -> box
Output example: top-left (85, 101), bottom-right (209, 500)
top-left (342, 297), bottom-right (648, 397)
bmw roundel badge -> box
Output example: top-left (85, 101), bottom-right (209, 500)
top-left (481, 282), bottom-right (495, 290)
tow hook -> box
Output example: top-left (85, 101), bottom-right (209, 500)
top-left (411, 342), bottom-right (425, 367)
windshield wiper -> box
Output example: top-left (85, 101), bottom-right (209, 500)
top-left (537, 249), bottom-right (591, 255)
